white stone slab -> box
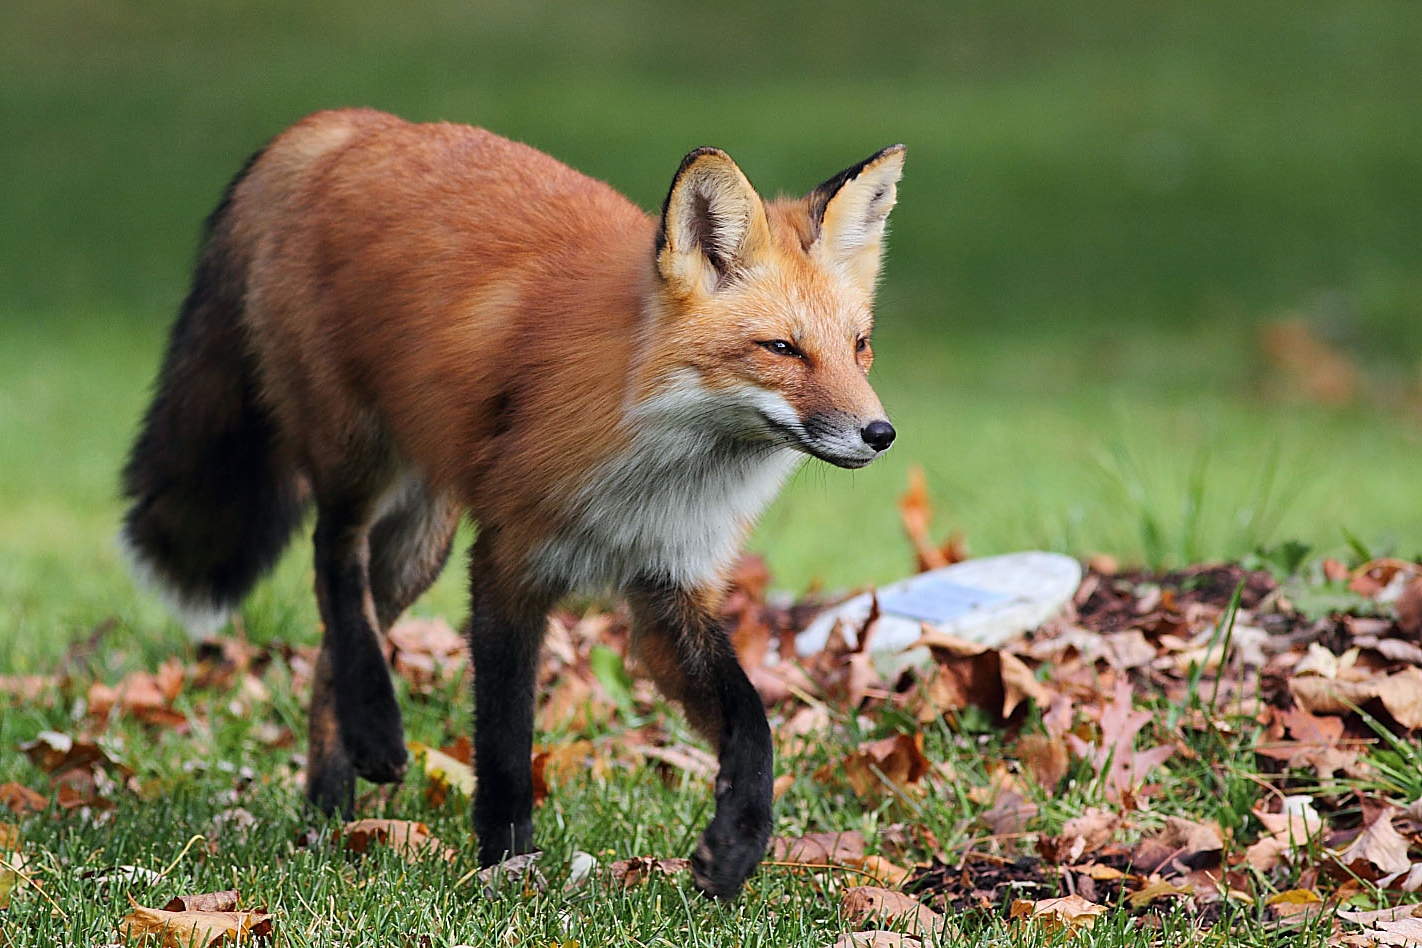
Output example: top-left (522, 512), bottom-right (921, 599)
top-left (794, 552), bottom-right (1083, 675)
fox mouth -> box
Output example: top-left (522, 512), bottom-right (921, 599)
top-left (757, 413), bottom-right (880, 469)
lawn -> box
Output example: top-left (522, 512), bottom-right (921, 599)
top-left (2, 0), bottom-right (1421, 944)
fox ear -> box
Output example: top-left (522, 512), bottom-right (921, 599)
top-left (809, 144), bottom-right (906, 294)
top-left (657, 147), bottom-right (771, 294)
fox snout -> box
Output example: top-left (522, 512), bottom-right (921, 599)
top-left (791, 409), bottom-right (895, 469)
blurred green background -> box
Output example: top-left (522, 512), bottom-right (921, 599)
top-left (2, 0), bottom-right (1420, 661)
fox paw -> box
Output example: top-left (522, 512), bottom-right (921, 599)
top-left (336, 686), bottom-right (408, 784)
top-left (306, 752), bottom-right (356, 818)
top-left (690, 821), bottom-right (767, 900)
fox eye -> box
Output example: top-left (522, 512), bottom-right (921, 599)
top-left (856, 336), bottom-right (870, 353)
top-left (758, 339), bottom-right (803, 358)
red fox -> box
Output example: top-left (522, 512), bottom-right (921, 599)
top-left (121, 108), bottom-right (904, 898)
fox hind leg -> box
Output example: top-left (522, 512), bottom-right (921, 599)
top-left (306, 496), bottom-right (407, 812)
top-left (368, 485), bottom-right (460, 630)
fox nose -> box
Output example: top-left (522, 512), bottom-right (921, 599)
top-left (860, 419), bottom-right (896, 452)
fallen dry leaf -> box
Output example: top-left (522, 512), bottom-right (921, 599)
top-left (898, 465), bottom-right (966, 573)
top-left (0, 825), bottom-right (24, 910)
top-left (1256, 706), bottom-right (1363, 779)
top-left (339, 819), bottom-right (456, 863)
top-left (1039, 807), bottom-right (1121, 866)
top-left (817, 731), bottom-right (929, 800)
top-left (0, 782), bottom-right (47, 816)
top-left (477, 850), bottom-right (547, 896)
top-left (1010, 894), bottom-right (1107, 934)
top-left (914, 631), bottom-right (1051, 722)
top-left (774, 831), bottom-right (865, 864)
top-left (0, 675), bottom-right (55, 703)
top-left (1336, 804), bottom-right (1413, 879)
top-left (1337, 905), bottom-right (1422, 946)
top-left (1126, 876), bottom-right (1194, 909)
top-left (1015, 732), bottom-right (1070, 792)
top-left (1130, 818), bottom-right (1221, 876)
top-left (1292, 665), bottom-right (1422, 730)
top-left (531, 739), bottom-right (599, 805)
top-left (1258, 317), bottom-right (1359, 406)
top-left (606, 855), bottom-right (690, 887)
top-left (1266, 888), bottom-right (1324, 921)
top-left (117, 902), bottom-right (272, 947)
top-left (771, 832), bottom-right (912, 886)
top-left (1245, 799), bottom-right (1326, 872)
top-left (20, 731), bottom-right (130, 778)
top-left (87, 660), bottom-right (188, 728)
top-left (163, 889), bottom-right (240, 913)
top-left (1067, 679), bottom-right (1174, 804)
top-left (980, 789), bottom-right (1039, 838)
top-left (841, 886), bottom-right (942, 936)
top-left (639, 743), bottom-right (717, 783)
top-left (408, 741), bottom-right (476, 802)
top-left (828, 931), bottom-right (922, 948)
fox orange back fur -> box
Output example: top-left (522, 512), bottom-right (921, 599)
top-left (122, 108), bottom-right (904, 898)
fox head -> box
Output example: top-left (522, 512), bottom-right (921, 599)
top-left (648, 143), bottom-right (905, 469)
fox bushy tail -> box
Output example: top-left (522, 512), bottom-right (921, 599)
top-left (121, 148), bottom-right (308, 635)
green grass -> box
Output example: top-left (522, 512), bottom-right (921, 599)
top-left (0, 656), bottom-right (1352, 947)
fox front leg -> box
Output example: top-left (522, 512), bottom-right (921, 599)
top-left (629, 583), bottom-right (774, 899)
top-left (467, 540), bottom-right (553, 867)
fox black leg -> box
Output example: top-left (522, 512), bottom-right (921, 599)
top-left (468, 538), bottom-right (552, 867)
top-left (311, 505), bottom-right (407, 788)
top-left (306, 644), bottom-right (357, 816)
top-left (629, 582), bottom-right (773, 899)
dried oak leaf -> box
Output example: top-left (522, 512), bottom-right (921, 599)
top-left (531, 739), bottom-right (599, 805)
top-left (816, 732), bottom-right (929, 800)
top-left (1244, 800), bottom-right (1325, 872)
top-left (773, 831), bottom-right (866, 866)
top-left (117, 901), bottom-right (272, 947)
top-left (898, 465), bottom-right (966, 573)
top-left (772, 830), bottom-right (912, 885)
top-left (20, 731), bottom-right (129, 777)
top-left (339, 819), bottom-right (456, 863)
top-left (408, 741), bottom-right (476, 805)
top-left (1335, 804), bottom-right (1413, 880)
top-left (1009, 894), bottom-right (1107, 934)
top-left (606, 855), bottom-right (690, 888)
top-left (1066, 679), bottom-right (1174, 804)
top-left (638, 743), bottom-right (717, 784)
top-left (980, 789), bottom-right (1039, 838)
top-left (1015, 733), bottom-right (1070, 792)
top-left (0, 675), bottom-right (56, 703)
top-left (0, 782), bottom-right (47, 816)
top-left (1039, 807), bottom-right (1121, 866)
top-left (1292, 666), bottom-right (1422, 730)
top-left (827, 932), bottom-right (922, 948)
top-left (87, 660), bottom-right (188, 728)
top-left (1265, 888), bottom-right (1325, 921)
top-left (1131, 816), bottom-right (1224, 875)
top-left (1337, 905), bottom-right (1422, 946)
top-left (163, 890), bottom-right (240, 913)
top-left (387, 617), bottom-right (467, 694)
top-left (841, 886), bottom-right (943, 937)
top-left (1256, 707), bottom-right (1362, 779)
top-left (915, 631), bottom-right (1051, 722)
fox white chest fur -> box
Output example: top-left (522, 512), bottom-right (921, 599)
top-left (532, 374), bottom-right (807, 593)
